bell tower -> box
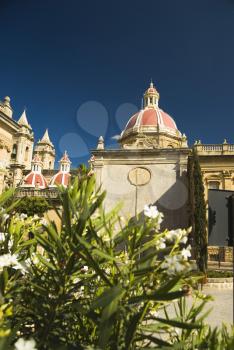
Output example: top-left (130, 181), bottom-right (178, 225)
top-left (34, 129), bottom-right (55, 170)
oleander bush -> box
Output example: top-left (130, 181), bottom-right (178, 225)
top-left (0, 172), bottom-right (233, 349)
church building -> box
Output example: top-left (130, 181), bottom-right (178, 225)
top-left (0, 82), bottom-right (233, 261)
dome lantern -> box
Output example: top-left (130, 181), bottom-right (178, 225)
top-left (49, 151), bottom-right (71, 187)
top-left (143, 80), bottom-right (160, 109)
top-left (31, 154), bottom-right (43, 173)
top-left (59, 151), bottom-right (71, 173)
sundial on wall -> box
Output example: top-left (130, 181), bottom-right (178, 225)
top-left (128, 167), bottom-right (151, 186)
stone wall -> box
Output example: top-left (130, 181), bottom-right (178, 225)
top-left (208, 246), bottom-right (233, 263)
top-left (93, 148), bottom-right (190, 230)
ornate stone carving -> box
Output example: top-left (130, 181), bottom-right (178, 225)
top-left (123, 136), bottom-right (159, 149)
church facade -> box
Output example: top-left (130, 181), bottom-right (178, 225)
top-left (0, 83), bottom-right (233, 260)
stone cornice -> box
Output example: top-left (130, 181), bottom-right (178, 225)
top-left (91, 147), bottom-right (191, 158)
top-left (0, 111), bottom-right (19, 132)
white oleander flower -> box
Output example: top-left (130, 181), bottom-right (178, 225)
top-left (0, 254), bottom-right (18, 268)
top-left (165, 229), bottom-right (187, 242)
top-left (0, 232), bottom-right (5, 241)
top-left (181, 245), bottom-right (192, 260)
top-left (144, 205), bottom-right (159, 219)
top-left (0, 254), bottom-right (27, 274)
top-left (161, 255), bottom-right (185, 275)
top-left (15, 338), bottom-right (37, 350)
top-left (19, 213), bottom-right (27, 220)
top-left (180, 235), bottom-right (188, 244)
top-left (156, 237), bottom-right (166, 250)
top-left (82, 265), bottom-right (89, 272)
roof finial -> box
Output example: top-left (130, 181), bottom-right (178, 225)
top-left (97, 136), bottom-right (104, 150)
top-left (150, 78), bottom-right (154, 88)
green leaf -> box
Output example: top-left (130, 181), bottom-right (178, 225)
top-left (125, 302), bottom-right (149, 349)
top-left (138, 334), bottom-right (173, 347)
top-left (129, 290), bottom-right (186, 304)
top-left (154, 316), bottom-right (202, 329)
top-left (0, 269), bottom-right (8, 295)
top-left (91, 285), bottom-right (124, 310)
top-left (37, 254), bottom-right (56, 270)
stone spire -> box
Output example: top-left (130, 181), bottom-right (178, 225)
top-left (40, 129), bottom-right (53, 145)
top-left (18, 110), bottom-right (31, 129)
top-left (34, 129), bottom-right (55, 170)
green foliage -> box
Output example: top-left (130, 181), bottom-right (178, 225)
top-left (0, 177), bottom-right (233, 349)
top-left (16, 196), bottom-right (51, 217)
top-left (188, 149), bottom-right (207, 273)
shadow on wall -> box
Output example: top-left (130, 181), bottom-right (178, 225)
top-left (129, 168), bottom-right (189, 230)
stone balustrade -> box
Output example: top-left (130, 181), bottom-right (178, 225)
top-left (16, 188), bottom-right (59, 199)
top-left (194, 143), bottom-right (234, 155)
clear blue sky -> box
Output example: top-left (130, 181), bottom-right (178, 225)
top-left (0, 0), bottom-right (234, 166)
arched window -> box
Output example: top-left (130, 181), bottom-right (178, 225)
top-left (11, 144), bottom-right (17, 160)
top-left (24, 146), bottom-right (29, 162)
top-left (49, 161), bottom-right (52, 169)
top-left (208, 181), bottom-right (220, 190)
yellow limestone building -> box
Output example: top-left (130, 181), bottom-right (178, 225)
top-left (91, 83), bottom-right (234, 261)
top-left (0, 96), bottom-right (56, 193)
top-left (0, 85), bottom-right (233, 261)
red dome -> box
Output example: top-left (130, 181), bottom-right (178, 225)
top-left (50, 172), bottom-right (71, 187)
top-left (23, 172), bottom-right (47, 188)
top-left (124, 108), bottom-right (177, 132)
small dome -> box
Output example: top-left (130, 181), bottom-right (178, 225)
top-left (21, 154), bottom-right (47, 189)
top-left (50, 172), bottom-right (71, 187)
top-left (23, 172), bottom-right (47, 189)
